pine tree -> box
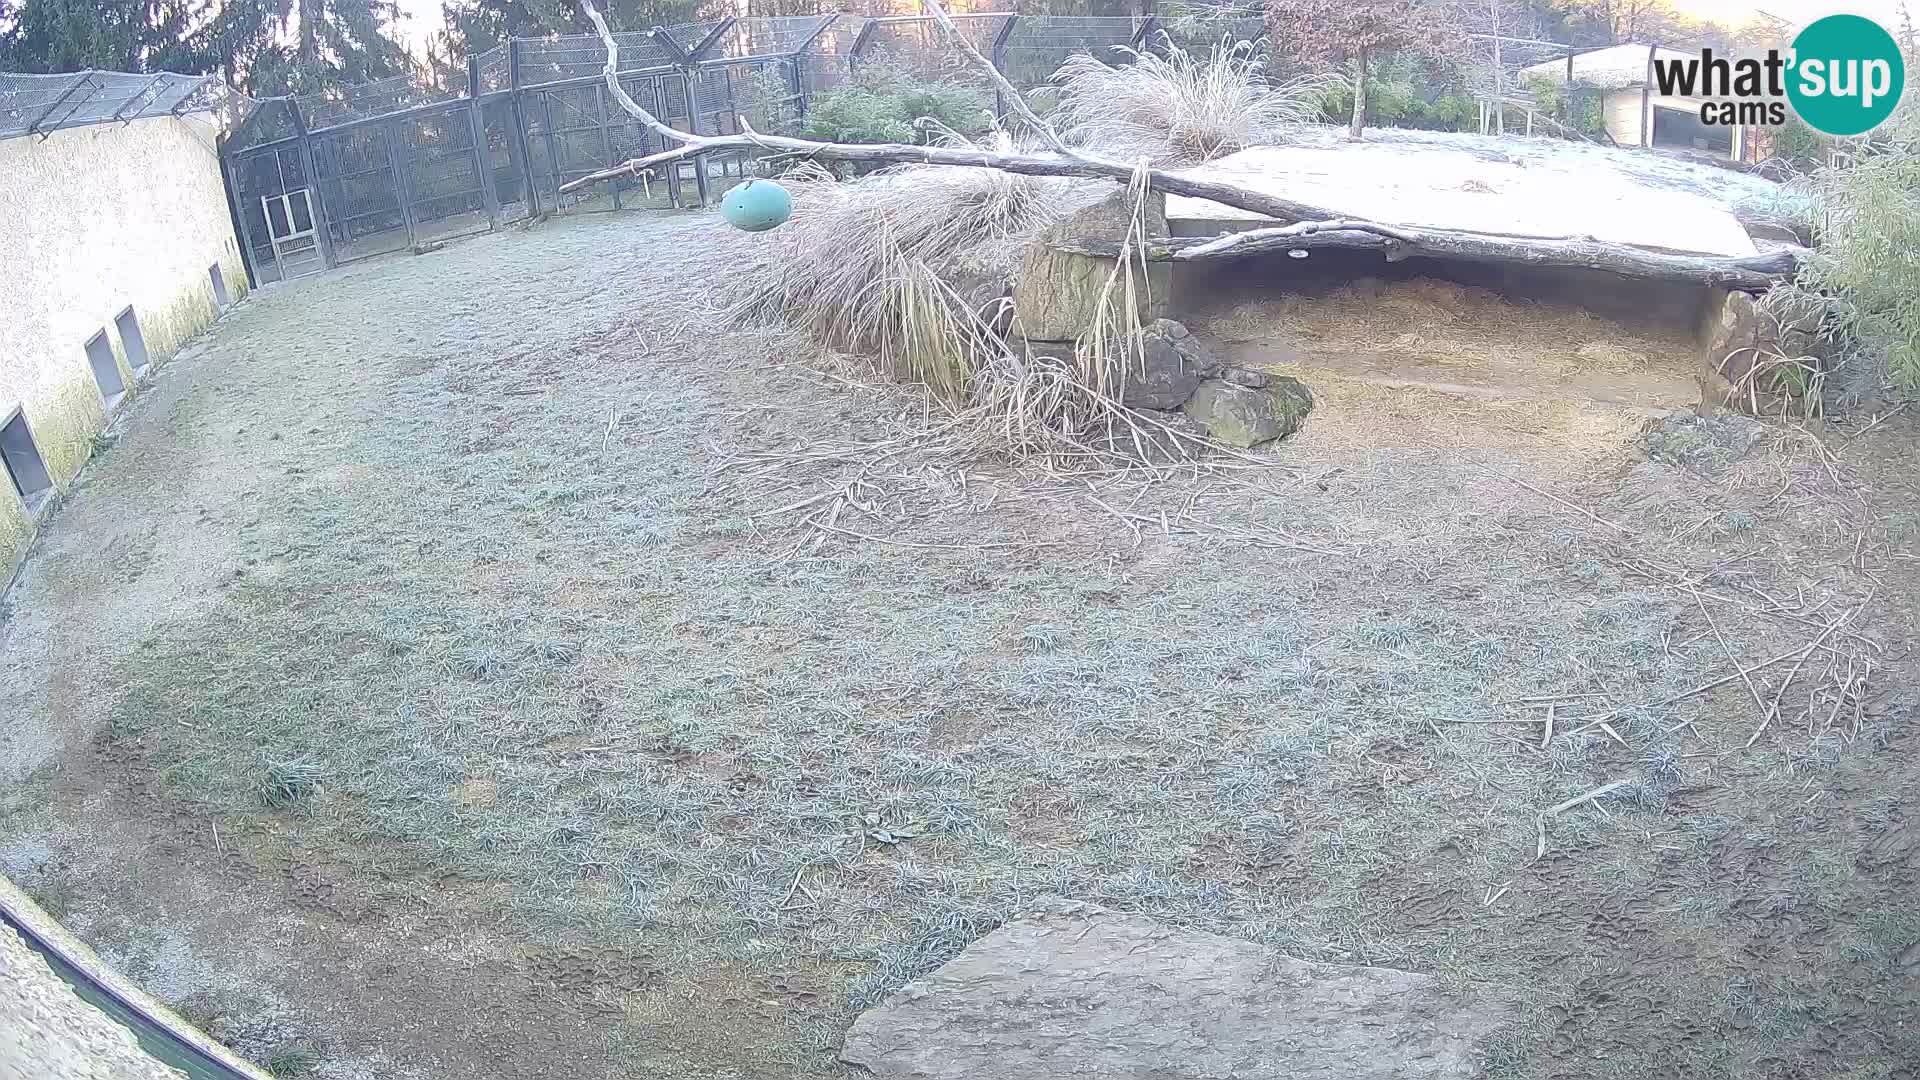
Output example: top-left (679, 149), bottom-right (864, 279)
top-left (435, 0), bottom-right (710, 70)
top-left (0, 0), bottom-right (199, 73)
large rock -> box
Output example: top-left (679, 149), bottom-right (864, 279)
top-left (950, 267), bottom-right (1015, 337)
top-left (1182, 376), bottom-right (1313, 447)
top-left (1013, 189), bottom-right (1170, 341)
top-left (841, 899), bottom-right (1514, 1079)
top-left (1697, 287), bottom-right (1764, 383)
top-left (1122, 318), bottom-right (1222, 409)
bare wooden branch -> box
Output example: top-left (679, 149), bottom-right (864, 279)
top-left (917, 0), bottom-right (1071, 155)
top-left (558, 124), bottom-right (1347, 221)
top-left (1056, 228), bottom-right (1802, 289)
top-left (586, 5), bottom-right (683, 147)
top-left (571, 0), bottom-right (1796, 293)
top-left (571, 0), bottom-right (1344, 221)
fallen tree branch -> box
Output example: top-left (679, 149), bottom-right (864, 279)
top-left (573, 0), bottom-right (1796, 292)
top-left (558, 121), bottom-right (1347, 223)
top-left (1055, 228), bottom-right (1803, 289)
top-left (574, 0), bottom-right (1349, 222)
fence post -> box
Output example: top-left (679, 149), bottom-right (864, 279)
top-left (683, 69), bottom-right (712, 207)
top-left (539, 92), bottom-right (564, 209)
top-left (384, 117), bottom-right (420, 249)
top-left (664, 76), bottom-right (684, 206)
top-left (1130, 14), bottom-right (1159, 51)
top-left (467, 56), bottom-right (502, 229)
top-left (26, 72), bottom-right (96, 137)
top-left (990, 15), bottom-right (1019, 124)
top-left (507, 39), bottom-right (541, 216)
top-left (849, 18), bottom-right (879, 71)
top-left (217, 136), bottom-right (262, 288)
top-left (287, 99), bottom-right (338, 270)
top-left (597, 81), bottom-right (622, 210)
top-left (682, 19), bottom-right (734, 203)
top-left (788, 13), bottom-right (839, 117)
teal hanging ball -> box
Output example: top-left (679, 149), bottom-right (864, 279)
top-left (720, 179), bottom-right (793, 233)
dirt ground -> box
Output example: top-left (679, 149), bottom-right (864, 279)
top-left (2, 209), bottom-right (1917, 1079)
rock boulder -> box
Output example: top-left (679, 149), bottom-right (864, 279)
top-left (1013, 189), bottom-right (1169, 341)
top-left (1182, 376), bottom-right (1313, 447)
top-left (1121, 318), bottom-right (1223, 409)
top-left (842, 899), bottom-right (1515, 1079)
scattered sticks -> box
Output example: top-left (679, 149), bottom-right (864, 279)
top-left (1478, 464), bottom-right (1630, 535)
top-left (1535, 779), bottom-right (1632, 859)
top-left (600, 406), bottom-right (619, 453)
top-left (1686, 584), bottom-right (1772, 726)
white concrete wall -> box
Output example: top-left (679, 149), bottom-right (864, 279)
top-left (1603, 89), bottom-right (1645, 147)
top-left (0, 114), bottom-right (248, 580)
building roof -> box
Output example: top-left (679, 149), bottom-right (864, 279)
top-left (1520, 44), bottom-right (1696, 91)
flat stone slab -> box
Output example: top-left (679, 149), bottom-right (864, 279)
top-left (1167, 130), bottom-right (1760, 258)
top-left (841, 899), bottom-right (1516, 1079)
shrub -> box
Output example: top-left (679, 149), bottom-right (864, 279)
top-left (1317, 78), bottom-right (1473, 132)
top-left (1523, 74), bottom-right (1607, 140)
top-left (1047, 38), bottom-right (1335, 164)
top-left (1798, 121), bottom-right (1920, 393)
top-left (737, 65), bottom-right (800, 135)
top-left (798, 57), bottom-right (992, 144)
top-left (1768, 116), bottom-right (1831, 171)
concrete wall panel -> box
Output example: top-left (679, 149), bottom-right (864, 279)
top-left (0, 114), bottom-right (247, 580)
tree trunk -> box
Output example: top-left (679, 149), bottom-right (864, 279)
top-left (1348, 49), bottom-right (1368, 141)
top-left (1052, 228), bottom-right (1803, 292)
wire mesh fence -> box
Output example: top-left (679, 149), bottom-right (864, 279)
top-left (475, 45), bottom-right (513, 94)
top-left (199, 10), bottom-right (1581, 287)
top-left (515, 30), bottom-right (678, 87)
top-left (0, 70), bottom-right (243, 140)
top-left (998, 15), bottom-right (1144, 89)
top-left (298, 73), bottom-right (459, 130)
top-left (208, 12), bottom-right (1337, 286)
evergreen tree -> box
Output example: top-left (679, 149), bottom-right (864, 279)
top-left (435, 0), bottom-right (708, 69)
top-left (0, 0), bottom-right (411, 99)
top-left (192, 0), bottom-right (410, 94)
top-left (0, 0), bottom-right (200, 73)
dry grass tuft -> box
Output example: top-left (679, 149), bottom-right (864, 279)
top-left (1047, 40), bottom-right (1336, 165)
top-left (726, 150), bottom-right (1088, 374)
top-left (727, 154), bottom-right (1234, 472)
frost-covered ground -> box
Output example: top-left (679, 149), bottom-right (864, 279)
top-left (0, 208), bottom-right (1914, 1080)
top-left (1172, 126), bottom-right (1797, 256)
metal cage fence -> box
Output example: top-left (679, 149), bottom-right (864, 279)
top-left (996, 15), bottom-right (1147, 90)
top-left (851, 13), bottom-right (1011, 85)
top-left (474, 45), bottom-right (513, 94)
top-left (297, 74), bottom-right (459, 131)
top-left (205, 7), bottom-right (1483, 289)
top-left (513, 30), bottom-right (678, 88)
top-left (0, 70), bottom-right (237, 140)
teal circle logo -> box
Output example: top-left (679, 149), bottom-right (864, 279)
top-left (1787, 14), bottom-right (1905, 136)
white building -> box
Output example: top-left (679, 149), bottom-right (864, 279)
top-left (1520, 43), bottom-right (1747, 161)
top-left (0, 72), bottom-right (249, 579)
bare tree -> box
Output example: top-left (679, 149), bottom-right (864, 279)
top-left (1265, 0), bottom-right (1468, 140)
